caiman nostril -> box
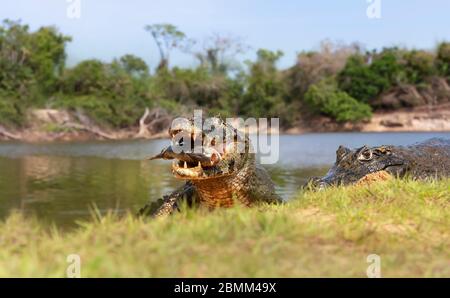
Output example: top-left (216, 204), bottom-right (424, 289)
top-left (210, 152), bottom-right (221, 165)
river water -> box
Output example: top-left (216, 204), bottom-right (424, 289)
top-left (0, 132), bottom-right (448, 228)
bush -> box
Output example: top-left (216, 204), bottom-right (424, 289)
top-left (0, 95), bottom-right (24, 126)
top-left (56, 58), bottom-right (155, 128)
top-left (404, 50), bottom-right (435, 83)
top-left (436, 42), bottom-right (450, 77)
top-left (304, 78), bottom-right (372, 122)
top-left (54, 95), bottom-right (145, 128)
top-left (59, 60), bottom-right (108, 95)
top-left (369, 49), bottom-right (405, 84)
top-left (337, 55), bottom-right (390, 103)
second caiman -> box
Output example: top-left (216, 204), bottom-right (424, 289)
top-left (310, 138), bottom-right (450, 188)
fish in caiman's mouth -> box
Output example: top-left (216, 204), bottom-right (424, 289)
top-left (146, 118), bottom-right (249, 180)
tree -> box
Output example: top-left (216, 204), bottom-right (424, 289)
top-left (193, 33), bottom-right (249, 75)
top-left (117, 54), bottom-right (149, 77)
top-left (286, 40), bottom-right (361, 99)
top-left (240, 49), bottom-right (286, 118)
top-left (144, 23), bottom-right (188, 71)
top-left (60, 59), bottom-right (107, 95)
top-left (0, 19), bottom-right (71, 98)
top-left (0, 20), bottom-right (34, 94)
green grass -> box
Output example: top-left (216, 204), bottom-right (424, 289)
top-left (0, 179), bottom-right (448, 277)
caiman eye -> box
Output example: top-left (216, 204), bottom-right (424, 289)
top-left (358, 149), bottom-right (373, 161)
top-left (374, 147), bottom-right (392, 155)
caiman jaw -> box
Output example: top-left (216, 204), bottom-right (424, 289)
top-left (171, 149), bottom-right (228, 179)
top-left (172, 160), bottom-right (204, 178)
top-left (147, 143), bottom-right (233, 180)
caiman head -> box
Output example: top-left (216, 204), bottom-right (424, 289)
top-left (147, 116), bottom-right (253, 180)
top-left (312, 144), bottom-right (407, 188)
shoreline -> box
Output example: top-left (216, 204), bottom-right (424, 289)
top-left (1, 104), bottom-right (449, 143)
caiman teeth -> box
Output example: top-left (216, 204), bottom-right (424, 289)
top-left (173, 160), bottom-right (204, 178)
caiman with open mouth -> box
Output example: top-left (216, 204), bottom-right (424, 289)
top-left (139, 116), bottom-right (281, 217)
top-left (310, 138), bottom-right (450, 188)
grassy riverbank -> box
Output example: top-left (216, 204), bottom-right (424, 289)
top-left (0, 179), bottom-right (448, 277)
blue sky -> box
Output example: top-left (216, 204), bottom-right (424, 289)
top-left (2, 0), bottom-right (450, 70)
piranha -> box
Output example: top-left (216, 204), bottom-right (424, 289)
top-left (139, 116), bottom-right (282, 217)
top-left (310, 138), bottom-right (450, 188)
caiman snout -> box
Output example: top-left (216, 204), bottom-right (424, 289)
top-left (307, 176), bottom-right (331, 190)
top-left (146, 144), bottom-right (224, 179)
top-left (147, 145), bottom-right (220, 167)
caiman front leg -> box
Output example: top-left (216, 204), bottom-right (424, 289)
top-left (138, 181), bottom-right (198, 218)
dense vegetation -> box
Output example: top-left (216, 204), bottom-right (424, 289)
top-left (0, 179), bottom-right (448, 277)
top-left (1, 19), bottom-right (449, 129)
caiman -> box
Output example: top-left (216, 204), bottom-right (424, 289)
top-left (139, 116), bottom-right (282, 217)
top-left (311, 138), bottom-right (450, 188)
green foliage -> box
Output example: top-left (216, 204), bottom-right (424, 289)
top-left (1, 19), bottom-right (450, 129)
top-left (60, 58), bottom-right (146, 98)
top-left (57, 57), bottom-right (153, 127)
top-left (148, 65), bottom-right (245, 119)
top-left (54, 95), bottom-right (144, 128)
top-left (0, 20), bottom-right (70, 126)
top-left (370, 48), bottom-right (405, 84)
top-left (28, 26), bottom-right (71, 93)
top-left (60, 60), bottom-right (108, 95)
top-left (117, 54), bottom-right (149, 77)
top-left (239, 49), bottom-right (286, 118)
top-left (169, 67), bottom-right (221, 105)
top-left (436, 42), bottom-right (450, 77)
top-left (305, 78), bottom-right (372, 122)
top-left (0, 19), bottom-right (71, 98)
top-left (338, 47), bottom-right (440, 103)
top-left (0, 94), bottom-right (24, 126)
top-left (403, 50), bottom-right (435, 83)
top-left (286, 41), bottom-right (361, 103)
top-left (338, 54), bottom-right (391, 103)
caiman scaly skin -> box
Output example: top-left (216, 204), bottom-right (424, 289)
top-left (311, 138), bottom-right (450, 188)
top-left (139, 116), bottom-right (281, 217)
